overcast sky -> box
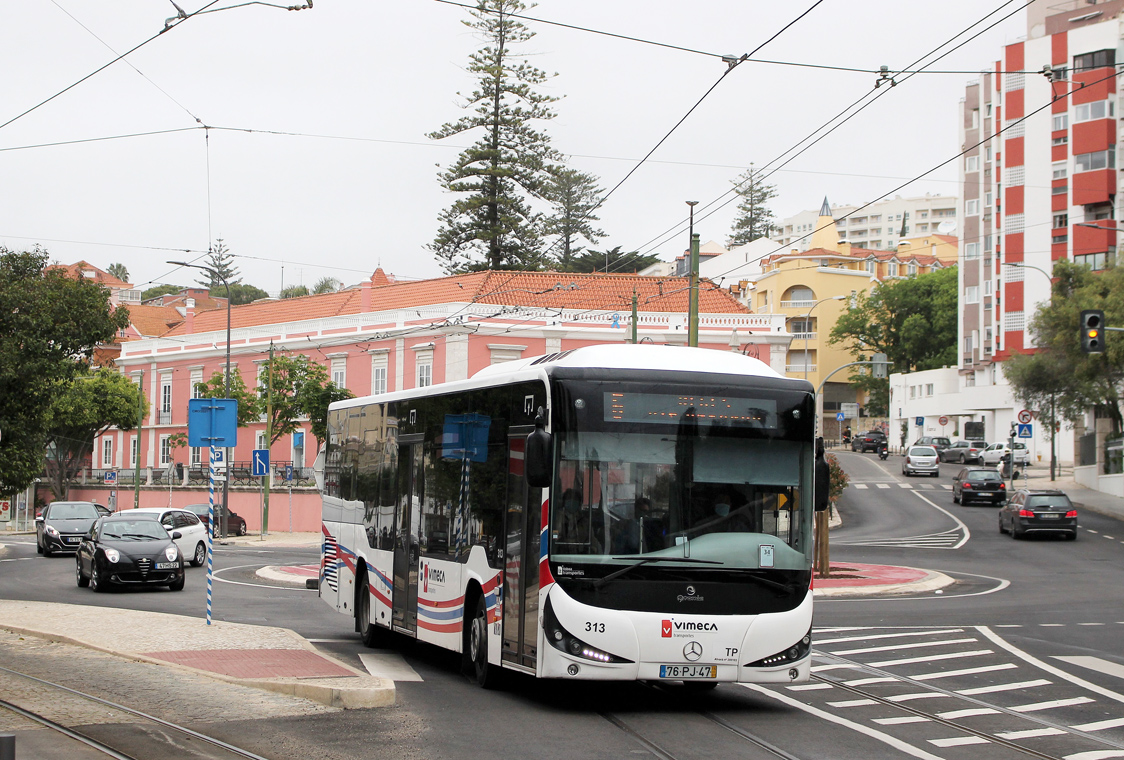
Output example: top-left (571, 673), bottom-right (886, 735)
top-left (0, 1), bottom-right (1027, 295)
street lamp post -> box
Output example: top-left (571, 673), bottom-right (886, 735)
top-left (687, 200), bottom-right (700, 347)
top-left (169, 259), bottom-right (232, 538)
top-left (803, 295), bottom-right (847, 381)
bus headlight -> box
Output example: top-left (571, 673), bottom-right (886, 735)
top-left (543, 599), bottom-right (633, 664)
top-left (747, 628), bottom-right (811, 667)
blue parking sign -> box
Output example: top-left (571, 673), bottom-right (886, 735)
top-left (284, 464), bottom-right (294, 481)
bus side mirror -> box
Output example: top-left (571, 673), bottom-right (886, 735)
top-left (525, 410), bottom-right (552, 489)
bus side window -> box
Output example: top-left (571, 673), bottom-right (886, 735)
top-left (464, 442), bottom-right (506, 569)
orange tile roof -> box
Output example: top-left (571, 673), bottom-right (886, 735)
top-left (121, 304), bottom-right (184, 337)
top-left (46, 260), bottom-right (131, 289)
top-left (167, 270), bottom-right (750, 335)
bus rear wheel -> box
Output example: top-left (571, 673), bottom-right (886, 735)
top-left (467, 595), bottom-right (500, 689)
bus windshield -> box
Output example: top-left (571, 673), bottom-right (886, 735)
top-left (549, 379), bottom-right (814, 572)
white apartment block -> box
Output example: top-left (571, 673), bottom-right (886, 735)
top-left (772, 194), bottom-right (959, 252)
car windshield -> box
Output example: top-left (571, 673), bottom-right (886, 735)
top-left (966, 470), bottom-right (1001, 481)
top-left (100, 520), bottom-right (169, 540)
top-left (909, 447), bottom-right (937, 456)
top-left (1027, 495), bottom-right (1072, 509)
top-left (48, 503), bottom-right (99, 520)
top-left (933, 438), bottom-right (950, 446)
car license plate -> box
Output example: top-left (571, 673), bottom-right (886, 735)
top-left (154, 562), bottom-right (178, 569)
top-left (64, 537), bottom-right (81, 544)
top-left (1039, 513), bottom-right (1060, 519)
top-left (659, 665), bottom-right (717, 679)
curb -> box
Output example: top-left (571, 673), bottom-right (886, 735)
top-left (256, 565), bottom-right (316, 586)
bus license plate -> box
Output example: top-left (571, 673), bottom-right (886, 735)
top-left (659, 665), bottom-right (717, 679)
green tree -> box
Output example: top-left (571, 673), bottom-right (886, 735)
top-left (142, 284), bottom-right (184, 301)
top-left (727, 166), bottom-right (779, 247)
top-left (107, 262), bottom-right (130, 282)
top-left (562, 245), bottom-right (662, 274)
top-left (313, 277), bottom-right (342, 294)
top-left (256, 354), bottom-right (354, 448)
top-left (280, 285), bottom-right (310, 299)
top-left (428, 0), bottom-right (562, 273)
top-left (828, 267), bottom-right (958, 416)
top-left (218, 282), bottom-right (269, 305)
top-left (1006, 260), bottom-right (1124, 436)
top-left (43, 368), bottom-right (145, 499)
top-left (194, 370), bottom-right (262, 428)
top-left (542, 167), bottom-right (605, 269)
top-left (0, 247), bottom-right (130, 495)
top-left (195, 239), bottom-right (241, 289)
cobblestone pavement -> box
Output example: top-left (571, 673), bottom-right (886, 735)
top-left (0, 630), bottom-right (334, 733)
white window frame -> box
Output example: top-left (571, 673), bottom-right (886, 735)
top-left (190, 369), bottom-right (204, 398)
top-left (965, 286), bottom-right (979, 304)
top-left (102, 437), bottom-right (113, 468)
top-left (190, 446), bottom-right (202, 467)
top-left (966, 155), bottom-right (979, 172)
top-left (964, 242), bottom-right (979, 260)
top-left (330, 356), bottom-right (347, 388)
top-left (1052, 161), bottom-right (1067, 179)
top-left (417, 360), bottom-right (433, 388)
top-left (159, 435), bottom-right (171, 466)
top-left (130, 436), bottom-right (138, 467)
top-left (256, 430), bottom-right (266, 450)
top-left (1052, 113), bottom-right (1069, 131)
top-left (160, 376), bottom-right (173, 413)
top-left (1074, 100), bottom-right (1113, 123)
top-left (965, 199), bottom-right (980, 216)
top-left (370, 352), bottom-right (389, 396)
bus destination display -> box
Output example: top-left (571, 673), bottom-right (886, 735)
top-left (604, 392), bottom-right (777, 428)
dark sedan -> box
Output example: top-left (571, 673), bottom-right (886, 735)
top-left (999, 490), bottom-right (1077, 540)
top-left (185, 503), bottom-right (248, 536)
top-left (76, 515), bottom-right (186, 592)
top-left (36, 501), bottom-right (102, 556)
top-left (952, 468), bottom-right (1007, 505)
top-left (851, 431), bottom-right (887, 453)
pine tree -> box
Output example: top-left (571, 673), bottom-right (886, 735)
top-left (727, 166), bottom-right (778, 247)
top-left (428, 0), bottom-right (563, 273)
top-left (194, 239), bottom-right (241, 289)
top-left (542, 167), bottom-right (606, 270)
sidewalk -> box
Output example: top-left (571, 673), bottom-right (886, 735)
top-left (1022, 465), bottom-right (1124, 521)
top-left (0, 600), bottom-right (393, 709)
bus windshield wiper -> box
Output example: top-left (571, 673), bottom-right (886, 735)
top-left (593, 556), bottom-right (722, 589)
top-left (736, 571), bottom-right (795, 594)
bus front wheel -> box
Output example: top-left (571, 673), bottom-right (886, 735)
top-left (468, 595), bottom-right (500, 689)
top-left (357, 576), bottom-right (384, 648)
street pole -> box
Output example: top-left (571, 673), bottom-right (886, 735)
top-left (803, 296), bottom-right (846, 382)
top-left (687, 200), bottom-right (699, 348)
top-left (263, 342), bottom-right (273, 537)
top-left (631, 288), bottom-right (638, 344)
top-left (134, 370), bottom-right (143, 509)
top-left (1051, 392), bottom-right (1057, 482)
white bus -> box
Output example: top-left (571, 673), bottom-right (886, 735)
top-left (320, 344), bottom-right (816, 687)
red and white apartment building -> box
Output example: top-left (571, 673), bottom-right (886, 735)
top-left (894, 1), bottom-right (1123, 492)
top-left (62, 269), bottom-right (791, 531)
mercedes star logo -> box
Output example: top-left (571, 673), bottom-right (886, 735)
top-left (686, 585), bottom-right (696, 596)
top-left (683, 641), bottom-right (703, 661)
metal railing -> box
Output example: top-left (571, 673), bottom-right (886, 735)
top-left (785, 364), bottom-right (816, 373)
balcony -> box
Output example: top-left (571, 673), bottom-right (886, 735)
top-left (780, 300), bottom-right (815, 309)
top-left (786, 365), bottom-right (816, 374)
top-left (158, 410), bottom-right (173, 424)
top-left (791, 332), bottom-right (817, 341)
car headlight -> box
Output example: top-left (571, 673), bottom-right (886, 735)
top-left (104, 548), bottom-right (120, 563)
top-left (165, 545), bottom-right (179, 561)
top-left (45, 525), bottom-right (60, 536)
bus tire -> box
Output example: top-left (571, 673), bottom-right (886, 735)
top-left (467, 594), bottom-right (500, 689)
top-left (356, 573), bottom-right (384, 648)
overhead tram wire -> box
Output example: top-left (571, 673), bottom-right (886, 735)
top-left (702, 63), bottom-right (1124, 286)
top-left (615, 0), bottom-right (1033, 271)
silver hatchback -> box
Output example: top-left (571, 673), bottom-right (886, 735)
top-left (903, 446), bottom-right (940, 477)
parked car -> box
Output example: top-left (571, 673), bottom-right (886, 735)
top-left (980, 442), bottom-right (1029, 466)
top-left (852, 430), bottom-right (887, 453)
top-left (998, 489), bottom-right (1077, 540)
top-left (940, 440), bottom-right (989, 464)
top-left (185, 503), bottom-right (248, 537)
top-left (902, 445), bottom-right (940, 476)
top-left (127, 508), bottom-right (208, 567)
top-left (76, 514), bottom-right (185, 591)
top-left (912, 437), bottom-right (952, 455)
top-left (94, 503), bottom-right (114, 516)
top-left (952, 468), bottom-right (1007, 505)
top-left (36, 501), bottom-right (102, 556)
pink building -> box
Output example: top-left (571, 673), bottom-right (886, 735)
top-left (69, 269), bottom-right (792, 531)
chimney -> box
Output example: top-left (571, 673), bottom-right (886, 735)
top-left (360, 279), bottom-right (372, 312)
top-left (185, 305), bottom-right (195, 333)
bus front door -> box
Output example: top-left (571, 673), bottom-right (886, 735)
top-left (502, 431), bottom-right (542, 670)
top-left (393, 440), bottom-right (423, 636)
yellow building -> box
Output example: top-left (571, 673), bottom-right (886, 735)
top-left (748, 199), bottom-right (949, 433)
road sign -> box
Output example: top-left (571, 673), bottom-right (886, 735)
top-left (1017, 409), bottom-right (1033, 424)
top-left (1017, 423), bottom-right (1033, 438)
top-left (841, 402), bottom-right (859, 419)
top-left (0, 500), bottom-right (10, 523)
top-left (915, 416), bottom-right (924, 426)
top-left (938, 416), bottom-right (949, 426)
top-left (252, 449), bottom-right (270, 477)
top-left (284, 464), bottom-right (294, 481)
top-left (836, 412), bottom-right (846, 422)
top-left (188, 398), bottom-right (239, 448)
top-left (103, 470), bottom-right (117, 485)
top-left (211, 448), bottom-right (227, 470)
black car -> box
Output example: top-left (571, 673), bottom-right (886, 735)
top-left (76, 515), bottom-right (186, 592)
top-left (940, 440), bottom-right (988, 464)
top-left (36, 501), bottom-right (102, 556)
top-left (998, 490), bottom-right (1077, 540)
top-left (185, 503), bottom-right (248, 536)
top-left (852, 430), bottom-right (887, 453)
top-left (952, 468), bottom-right (1007, 505)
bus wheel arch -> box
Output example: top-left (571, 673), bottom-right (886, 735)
top-left (355, 565), bottom-right (383, 647)
top-left (462, 582), bottom-right (500, 688)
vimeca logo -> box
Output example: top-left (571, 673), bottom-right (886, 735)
top-left (423, 562), bottom-right (429, 593)
top-left (661, 619), bottom-right (672, 638)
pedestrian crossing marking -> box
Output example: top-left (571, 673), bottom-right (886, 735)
top-left (876, 483), bottom-right (890, 489)
top-left (930, 736), bottom-right (989, 747)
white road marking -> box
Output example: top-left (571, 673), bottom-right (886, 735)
top-left (936, 708), bottom-right (1000, 719)
top-left (977, 626), bottom-right (1124, 706)
top-left (868, 650), bottom-right (992, 668)
top-left (915, 664), bottom-right (1019, 681)
top-left (941, 485), bottom-right (952, 490)
top-left (1040, 623), bottom-right (1065, 627)
top-left (827, 699), bottom-right (879, 708)
top-left (1078, 623), bottom-right (1106, 626)
top-left (811, 664), bottom-right (865, 673)
top-left (1104, 535), bottom-right (1115, 540)
top-left (899, 483), bottom-right (914, 489)
top-left (828, 638), bottom-right (978, 656)
top-left (874, 716), bottom-right (931, 725)
top-left (1054, 656), bottom-right (1124, 682)
top-left (886, 693), bottom-right (953, 703)
top-left (920, 484), bottom-right (935, 490)
top-left (929, 736), bottom-right (989, 747)
top-left (358, 652), bottom-right (423, 682)
top-left (1070, 718), bottom-right (1124, 732)
top-left (844, 677), bottom-right (899, 687)
top-left (1062, 752), bottom-right (1124, 760)
top-left (1011, 696), bottom-right (1095, 713)
top-left (957, 679), bottom-right (1051, 695)
top-left (817, 629), bottom-right (965, 645)
top-left (1087, 529), bottom-right (1099, 534)
top-left (910, 491), bottom-right (971, 549)
top-left (996, 728), bottom-right (1067, 739)
top-left (877, 483), bottom-right (891, 489)
top-left (854, 484), bottom-right (869, 490)
top-left (742, 685), bottom-right (948, 760)
top-left (787, 684), bottom-right (833, 691)
top-left (994, 624), bottom-right (1022, 628)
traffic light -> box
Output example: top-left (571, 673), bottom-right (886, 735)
top-left (1081, 309), bottom-right (1106, 354)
